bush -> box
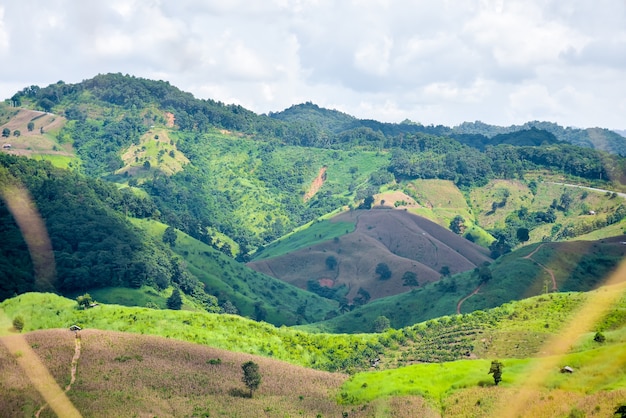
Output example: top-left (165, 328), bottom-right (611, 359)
top-left (12, 316), bottom-right (24, 332)
top-left (593, 331), bottom-right (606, 343)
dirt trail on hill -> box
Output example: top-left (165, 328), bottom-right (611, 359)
top-left (35, 332), bottom-right (83, 417)
top-left (456, 284), bottom-right (482, 314)
top-left (523, 244), bottom-right (558, 291)
top-left (0, 329), bottom-right (82, 418)
top-left (304, 166), bottom-right (327, 201)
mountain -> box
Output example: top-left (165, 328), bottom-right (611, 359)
top-left (1, 73), bottom-right (626, 326)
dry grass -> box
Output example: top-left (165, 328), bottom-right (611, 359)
top-left (443, 386), bottom-right (626, 418)
top-left (249, 209), bottom-right (491, 302)
top-left (2, 329), bottom-right (426, 418)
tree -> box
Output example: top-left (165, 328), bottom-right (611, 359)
top-left (241, 361), bottom-right (261, 397)
top-left (402, 271), bottom-right (419, 287)
top-left (373, 315), bottom-right (391, 332)
top-left (2, 128), bottom-right (10, 138)
top-left (166, 288), bottom-right (182, 310)
top-left (594, 331), bottom-right (606, 343)
top-left (27, 122), bottom-right (35, 132)
top-left (488, 360), bottom-right (503, 385)
top-left (162, 226), bottom-right (177, 246)
top-left (375, 262), bottom-right (392, 280)
top-left (361, 195), bottom-right (375, 209)
top-left (449, 215), bottom-right (465, 234)
top-left (143, 160), bottom-right (151, 170)
top-left (440, 266), bottom-right (451, 277)
top-left (12, 316), bottom-right (24, 332)
top-left (221, 300), bottom-right (239, 314)
top-left (13, 130), bottom-right (20, 137)
top-left (76, 293), bottom-right (93, 309)
top-left (325, 255), bottom-right (338, 270)
top-left (516, 227), bottom-right (530, 243)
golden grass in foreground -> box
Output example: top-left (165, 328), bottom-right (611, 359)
top-left (0, 329), bottom-right (441, 417)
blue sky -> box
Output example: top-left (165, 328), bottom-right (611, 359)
top-left (0, 0), bottom-right (625, 129)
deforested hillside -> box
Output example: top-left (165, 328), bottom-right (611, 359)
top-left (248, 209), bottom-right (491, 303)
top-left (1, 73), bottom-right (626, 323)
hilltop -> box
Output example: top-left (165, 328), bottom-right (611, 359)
top-left (249, 209), bottom-right (491, 303)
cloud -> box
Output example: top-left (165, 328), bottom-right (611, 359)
top-left (0, 0), bottom-right (625, 128)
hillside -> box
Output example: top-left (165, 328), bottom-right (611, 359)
top-left (248, 209), bottom-right (491, 303)
top-left (303, 236), bottom-right (626, 333)
top-left (1, 73), bottom-right (626, 327)
top-left (2, 285), bottom-right (626, 417)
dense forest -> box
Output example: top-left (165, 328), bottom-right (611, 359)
top-left (0, 154), bottom-right (214, 308)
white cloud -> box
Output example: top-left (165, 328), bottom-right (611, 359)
top-left (0, 0), bottom-right (625, 129)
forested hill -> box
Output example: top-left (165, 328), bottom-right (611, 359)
top-left (4, 73), bottom-right (626, 253)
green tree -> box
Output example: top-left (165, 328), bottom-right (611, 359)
top-left (488, 360), bottom-right (503, 385)
top-left (12, 316), bottom-right (24, 332)
top-left (13, 130), bottom-right (20, 137)
top-left (440, 265), bottom-right (451, 277)
top-left (241, 361), bottom-right (261, 397)
top-left (166, 288), bottom-right (182, 310)
top-left (76, 293), bottom-right (93, 309)
top-left (27, 122), bottom-right (35, 132)
top-left (402, 271), bottom-right (419, 287)
top-left (2, 128), bottom-right (10, 138)
top-left (375, 262), bottom-right (392, 280)
top-left (325, 255), bottom-right (338, 270)
top-left (594, 331), bottom-right (606, 343)
top-left (373, 315), bottom-right (391, 332)
top-left (162, 226), bottom-right (177, 246)
top-left (221, 300), bottom-right (239, 314)
top-left (449, 215), bottom-right (465, 234)
top-left (361, 195), bottom-right (375, 209)
top-left (516, 227), bottom-right (530, 243)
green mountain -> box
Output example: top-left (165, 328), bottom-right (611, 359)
top-left (1, 73), bottom-right (626, 330)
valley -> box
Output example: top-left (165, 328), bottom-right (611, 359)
top-left (1, 74), bottom-right (626, 416)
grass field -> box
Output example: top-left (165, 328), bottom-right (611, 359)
top-left (251, 218), bottom-right (356, 261)
top-left (2, 286), bottom-right (626, 417)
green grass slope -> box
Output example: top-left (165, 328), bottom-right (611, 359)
top-left (304, 237), bottom-right (626, 333)
top-left (2, 285), bottom-right (626, 417)
top-left (133, 218), bottom-right (340, 326)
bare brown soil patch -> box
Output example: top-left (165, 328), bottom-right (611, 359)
top-left (249, 209), bottom-right (492, 302)
top-left (318, 278), bottom-right (334, 287)
top-left (304, 166), bottom-right (327, 201)
top-left (0, 109), bottom-right (72, 158)
top-left (164, 112), bottom-right (175, 128)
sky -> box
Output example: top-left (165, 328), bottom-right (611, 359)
top-left (0, 0), bottom-right (625, 129)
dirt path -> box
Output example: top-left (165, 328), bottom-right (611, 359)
top-left (304, 166), bottom-right (327, 201)
top-left (456, 284), bottom-right (482, 314)
top-left (523, 244), bottom-right (558, 291)
top-left (0, 331), bottom-right (81, 418)
top-left (35, 332), bottom-right (82, 417)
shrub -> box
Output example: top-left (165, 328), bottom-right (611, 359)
top-left (12, 316), bottom-right (24, 332)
